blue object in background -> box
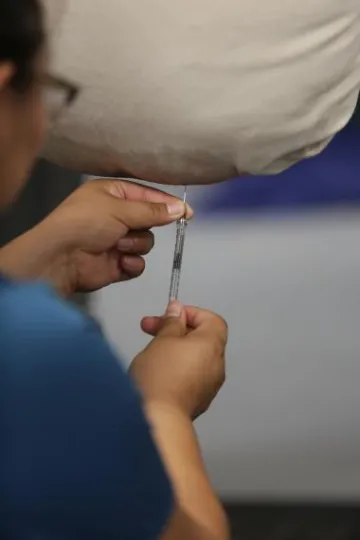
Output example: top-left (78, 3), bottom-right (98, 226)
top-left (202, 123), bottom-right (360, 215)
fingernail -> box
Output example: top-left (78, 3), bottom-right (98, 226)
top-left (165, 300), bottom-right (182, 318)
top-left (167, 201), bottom-right (185, 218)
top-left (118, 238), bottom-right (135, 250)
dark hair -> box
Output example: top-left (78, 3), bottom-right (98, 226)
top-left (0, 0), bottom-right (45, 92)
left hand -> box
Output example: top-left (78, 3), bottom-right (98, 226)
top-left (0, 179), bottom-right (192, 296)
top-left (130, 301), bottom-right (228, 420)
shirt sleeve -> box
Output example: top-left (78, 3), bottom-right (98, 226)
top-left (0, 283), bottom-right (174, 540)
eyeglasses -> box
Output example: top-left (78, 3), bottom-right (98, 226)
top-left (41, 74), bottom-right (80, 123)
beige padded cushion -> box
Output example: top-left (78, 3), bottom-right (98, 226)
top-left (42, 0), bottom-right (360, 184)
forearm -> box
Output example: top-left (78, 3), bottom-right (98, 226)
top-left (145, 402), bottom-right (230, 540)
top-left (0, 221), bottom-right (70, 293)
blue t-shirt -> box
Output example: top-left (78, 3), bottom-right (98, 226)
top-left (0, 275), bottom-right (173, 539)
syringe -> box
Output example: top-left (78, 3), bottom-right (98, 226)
top-left (168, 187), bottom-right (188, 302)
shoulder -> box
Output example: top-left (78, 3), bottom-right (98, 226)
top-left (0, 278), bottom-right (98, 347)
top-left (0, 278), bottom-right (115, 376)
top-left (0, 276), bottom-right (136, 409)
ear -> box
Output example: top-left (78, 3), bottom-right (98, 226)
top-left (0, 63), bottom-right (15, 90)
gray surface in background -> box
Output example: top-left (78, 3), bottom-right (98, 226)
top-left (93, 209), bottom-right (360, 501)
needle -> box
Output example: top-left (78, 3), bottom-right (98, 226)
top-left (168, 187), bottom-right (188, 302)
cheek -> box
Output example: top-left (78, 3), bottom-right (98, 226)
top-left (0, 91), bottom-right (46, 209)
top-left (22, 88), bottom-right (46, 157)
top-left (30, 97), bottom-right (46, 153)
top-left (15, 96), bottom-right (45, 192)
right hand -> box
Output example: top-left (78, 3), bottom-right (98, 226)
top-left (129, 301), bottom-right (228, 420)
top-left (0, 179), bottom-right (193, 297)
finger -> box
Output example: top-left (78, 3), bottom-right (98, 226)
top-left (141, 302), bottom-right (187, 337)
top-left (141, 316), bottom-right (162, 336)
top-left (119, 255), bottom-right (145, 280)
top-left (148, 301), bottom-right (187, 339)
top-left (141, 306), bottom-right (228, 341)
top-left (106, 179), bottom-right (194, 219)
top-left (185, 306), bottom-right (228, 347)
top-left (141, 312), bottom-right (193, 337)
top-left (117, 231), bottom-right (155, 255)
top-left (116, 199), bottom-right (186, 231)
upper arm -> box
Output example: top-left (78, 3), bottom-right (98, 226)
top-left (0, 288), bottom-right (173, 540)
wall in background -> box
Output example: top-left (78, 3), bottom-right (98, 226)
top-left (92, 210), bottom-right (360, 500)
top-left (92, 118), bottom-right (360, 500)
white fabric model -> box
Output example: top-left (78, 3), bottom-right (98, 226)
top-left (42, 0), bottom-right (360, 185)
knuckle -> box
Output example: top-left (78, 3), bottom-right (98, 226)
top-left (218, 317), bottom-right (229, 342)
top-left (124, 237), bottom-right (136, 250)
top-left (216, 314), bottom-right (228, 331)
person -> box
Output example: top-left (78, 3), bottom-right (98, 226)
top-left (0, 2), bottom-right (229, 539)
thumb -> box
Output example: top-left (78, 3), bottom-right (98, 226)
top-left (116, 199), bottom-right (186, 231)
top-left (157, 301), bottom-right (187, 338)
